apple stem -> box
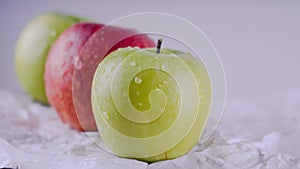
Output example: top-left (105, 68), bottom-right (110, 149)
top-left (156, 38), bottom-right (163, 54)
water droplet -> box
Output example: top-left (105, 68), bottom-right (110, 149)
top-left (100, 31), bottom-right (104, 35)
top-left (93, 54), bottom-right (98, 59)
top-left (50, 30), bottom-right (57, 37)
top-left (158, 84), bottom-right (162, 88)
top-left (136, 91), bottom-right (140, 96)
top-left (200, 94), bottom-right (204, 98)
top-left (134, 77), bottom-right (142, 84)
top-left (76, 61), bottom-right (83, 69)
top-left (60, 71), bottom-right (68, 78)
top-left (138, 67), bottom-right (141, 71)
top-left (64, 41), bottom-right (73, 51)
top-left (61, 61), bottom-right (66, 67)
top-left (163, 80), bottom-right (167, 84)
top-left (101, 69), bottom-right (106, 74)
top-left (101, 37), bottom-right (104, 41)
top-left (102, 112), bottom-right (110, 120)
top-left (154, 56), bottom-right (158, 59)
top-left (129, 61), bottom-right (136, 66)
top-left (161, 64), bottom-right (167, 71)
top-left (138, 102), bottom-right (143, 106)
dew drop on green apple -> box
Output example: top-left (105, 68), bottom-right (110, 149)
top-left (134, 77), bottom-right (142, 84)
top-left (129, 61), bottom-right (136, 66)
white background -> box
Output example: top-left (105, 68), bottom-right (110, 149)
top-left (0, 1), bottom-right (299, 100)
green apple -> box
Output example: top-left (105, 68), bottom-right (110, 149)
top-left (91, 42), bottom-right (212, 162)
top-left (14, 12), bottom-right (87, 104)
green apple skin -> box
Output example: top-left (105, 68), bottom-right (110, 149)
top-left (14, 12), bottom-right (87, 104)
top-left (91, 47), bottom-right (212, 162)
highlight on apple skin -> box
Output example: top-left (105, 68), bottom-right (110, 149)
top-left (91, 46), bottom-right (212, 162)
top-left (45, 23), bottom-right (155, 131)
top-left (14, 12), bottom-right (87, 104)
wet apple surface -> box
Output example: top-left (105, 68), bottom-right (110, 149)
top-left (91, 46), bottom-right (212, 162)
top-left (45, 22), bottom-right (155, 131)
top-left (71, 26), bottom-right (155, 131)
top-left (45, 23), bottom-right (103, 131)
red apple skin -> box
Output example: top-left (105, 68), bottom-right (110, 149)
top-left (45, 23), bottom-right (102, 130)
top-left (45, 23), bottom-right (155, 131)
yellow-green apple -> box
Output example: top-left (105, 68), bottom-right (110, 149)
top-left (91, 41), bottom-right (212, 162)
top-left (14, 12), bottom-right (87, 104)
top-left (45, 23), bottom-right (155, 131)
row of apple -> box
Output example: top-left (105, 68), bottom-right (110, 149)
top-left (14, 12), bottom-right (155, 131)
top-left (14, 12), bottom-right (212, 162)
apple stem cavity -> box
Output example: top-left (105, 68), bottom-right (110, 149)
top-left (156, 38), bottom-right (163, 54)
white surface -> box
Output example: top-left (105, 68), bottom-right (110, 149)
top-left (0, 89), bottom-right (299, 169)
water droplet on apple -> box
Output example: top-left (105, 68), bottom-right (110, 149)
top-left (138, 102), bottom-right (143, 106)
top-left (64, 41), bottom-right (73, 51)
top-left (103, 111), bottom-right (110, 120)
top-left (59, 70), bottom-right (67, 78)
top-left (163, 80), bottom-right (167, 84)
top-left (61, 61), bottom-right (66, 67)
top-left (129, 61), bottom-right (136, 66)
top-left (136, 91), bottom-right (140, 96)
top-left (100, 31), bottom-right (104, 35)
top-left (101, 69), bottom-right (106, 74)
top-left (101, 37), bottom-right (104, 41)
top-left (158, 84), bottom-right (162, 88)
top-left (93, 54), bottom-right (98, 59)
top-left (76, 61), bottom-right (83, 70)
top-left (161, 64), bottom-right (168, 71)
top-left (134, 77), bottom-right (142, 84)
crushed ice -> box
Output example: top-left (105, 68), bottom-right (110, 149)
top-left (0, 89), bottom-right (299, 169)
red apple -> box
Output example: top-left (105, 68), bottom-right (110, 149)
top-left (45, 22), bottom-right (155, 131)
